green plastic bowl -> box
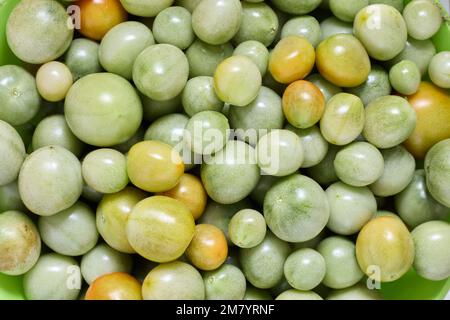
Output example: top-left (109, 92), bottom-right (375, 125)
top-left (0, 0), bottom-right (449, 300)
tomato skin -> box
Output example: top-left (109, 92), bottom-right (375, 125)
top-left (78, 0), bottom-right (128, 41)
top-left (85, 272), bottom-right (142, 300)
top-left (403, 82), bottom-right (450, 159)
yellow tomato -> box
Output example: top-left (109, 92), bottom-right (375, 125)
top-left (127, 140), bottom-right (184, 193)
top-left (78, 0), bottom-right (128, 41)
top-left (157, 173), bottom-right (207, 220)
top-left (85, 272), bottom-right (142, 300)
top-left (268, 36), bottom-right (315, 84)
top-left (282, 80), bottom-right (325, 128)
top-left (356, 216), bottom-right (414, 282)
top-left (403, 81), bottom-right (450, 159)
top-left (186, 224), bottom-right (228, 271)
top-left (316, 34), bottom-right (370, 87)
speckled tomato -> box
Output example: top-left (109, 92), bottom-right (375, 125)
top-left (85, 272), bottom-right (142, 300)
top-left (269, 36), bottom-right (315, 84)
top-left (157, 173), bottom-right (207, 220)
top-left (404, 82), bottom-right (450, 159)
top-left (78, 0), bottom-right (128, 41)
top-left (356, 216), bottom-right (414, 282)
top-left (185, 224), bottom-right (228, 270)
top-left (282, 80), bottom-right (325, 129)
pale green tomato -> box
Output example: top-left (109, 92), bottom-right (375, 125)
top-left (214, 56), bottom-right (262, 107)
top-left (32, 115), bottom-right (84, 157)
top-left (142, 261), bottom-right (205, 300)
top-left (6, 0), bottom-right (73, 64)
top-left (80, 243), bottom-right (133, 284)
top-left (19, 146), bottom-right (83, 216)
top-left (412, 221), bottom-right (450, 281)
top-left (317, 236), bottom-right (364, 289)
top-left (141, 93), bottom-right (182, 122)
top-left (228, 209), bottom-right (266, 248)
top-left (330, 0), bottom-right (369, 22)
top-left (36, 61), bottom-right (73, 102)
top-left (0, 181), bottom-right (26, 212)
top-left (0, 211), bottom-right (41, 276)
top-left (229, 87), bottom-right (284, 146)
top-left (326, 182), bottom-right (377, 235)
top-left (388, 37), bottom-right (436, 75)
top-left (276, 290), bottom-right (322, 300)
top-left (96, 186), bottom-right (147, 254)
top-left (264, 174), bottom-right (329, 242)
top-left (389, 60), bottom-right (421, 95)
top-left (256, 129), bottom-right (304, 176)
top-left (198, 199), bottom-right (251, 244)
top-left (281, 16), bottom-right (321, 47)
top-left (424, 139), bottom-right (450, 208)
top-left (363, 95), bottom-right (416, 149)
top-left (0, 65), bottom-right (40, 126)
top-left (64, 39), bottom-right (102, 81)
top-left (153, 6), bottom-right (194, 50)
top-left (186, 40), bottom-right (234, 77)
top-left (65, 73), bottom-right (143, 147)
top-left (240, 232), bottom-right (291, 289)
top-left (319, 17), bottom-right (353, 41)
top-left (428, 51), bottom-right (450, 89)
top-left (284, 248), bottom-right (326, 291)
top-left (354, 4), bottom-right (407, 61)
top-left (192, 0), bottom-right (242, 45)
top-left (0, 120), bottom-right (26, 186)
top-left (119, 0), bottom-right (173, 17)
top-left (185, 111), bottom-right (230, 155)
top-left (203, 264), bottom-right (246, 300)
top-left (327, 283), bottom-right (381, 300)
top-left (306, 74), bottom-right (342, 102)
top-left (403, 0), bottom-right (442, 40)
top-left (334, 142), bottom-right (384, 187)
top-left (233, 2), bottom-right (278, 46)
top-left (306, 145), bottom-right (340, 185)
top-left (233, 41), bottom-right (269, 76)
top-left (133, 44), bottom-right (189, 101)
top-left (201, 140), bottom-right (260, 204)
top-left (38, 202), bottom-right (98, 256)
top-left (346, 65), bottom-right (391, 106)
top-left (370, 146), bottom-right (415, 197)
top-left (320, 93), bottom-right (365, 146)
top-left (23, 253), bottom-right (80, 300)
top-left (82, 149), bottom-right (128, 194)
top-left (182, 77), bottom-right (223, 116)
top-left (285, 124), bottom-right (329, 168)
top-left (271, 0), bottom-right (322, 15)
top-left (395, 170), bottom-right (449, 229)
top-left (99, 21), bottom-right (154, 79)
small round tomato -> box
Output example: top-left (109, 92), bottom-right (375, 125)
top-left (78, 0), bottom-right (128, 41)
top-left (186, 224), bottom-right (228, 271)
top-left (403, 81), bottom-right (450, 159)
top-left (269, 36), bottom-right (315, 84)
top-left (85, 272), bottom-right (142, 300)
top-left (282, 80), bottom-right (325, 129)
top-left (157, 173), bottom-right (207, 220)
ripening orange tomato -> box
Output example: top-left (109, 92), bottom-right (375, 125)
top-left (403, 82), bottom-right (450, 159)
top-left (85, 272), bottom-right (142, 300)
top-left (77, 0), bottom-right (128, 41)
